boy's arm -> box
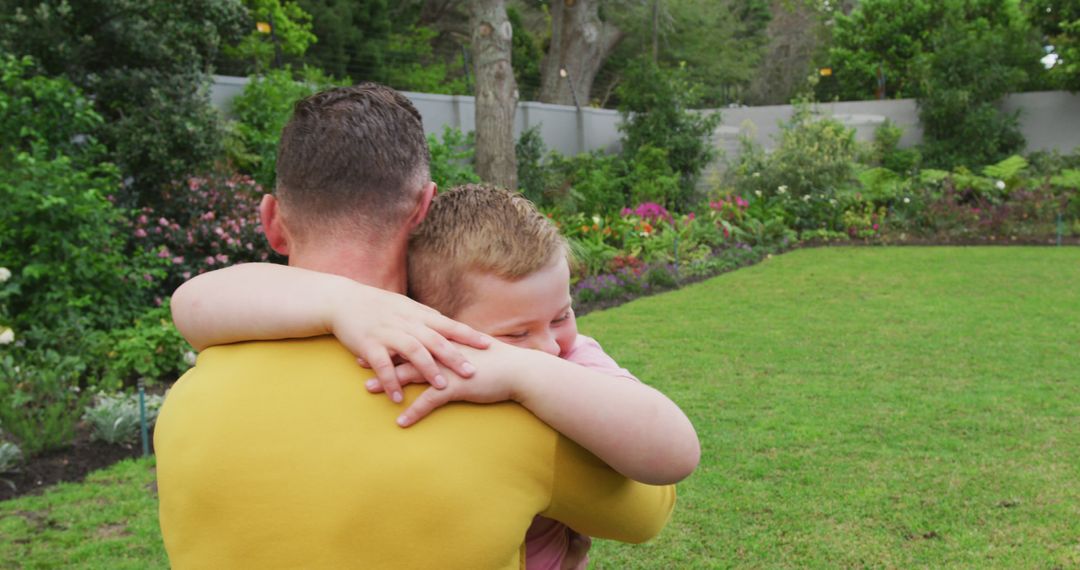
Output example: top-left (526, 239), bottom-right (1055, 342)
top-left (391, 342), bottom-right (701, 485)
top-left (170, 263), bottom-right (491, 401)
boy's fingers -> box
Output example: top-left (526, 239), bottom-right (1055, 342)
top-left (362, 345), bottom-right (404, 404)
top-left (396, 386), bottom-right (454, 427)
top-left (431, 316), bottom-right (492, 350)
top-left (394, 335), bottom-right (446, 389)
top-left (416, 329), bottom-right (475, 380)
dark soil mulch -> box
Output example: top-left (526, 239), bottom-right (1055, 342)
top-left (0, 423), bottom-right (154, 502)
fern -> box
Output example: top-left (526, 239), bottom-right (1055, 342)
top-left (982, 154), bottom-right (1029, 182)
top-left (1049, 169), bottom-right (1080, 191)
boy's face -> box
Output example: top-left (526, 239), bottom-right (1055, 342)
top-left (455, 257), bottom-right (577, 358)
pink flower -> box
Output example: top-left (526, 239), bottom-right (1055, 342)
top-left (205, 256), bottom-right (216, 266)
top-left (158, 217), bottom-right (169, 226)
top-left (872, 223), bottom-right (879, 231)
top-left (215, 253), bottom-right (229, 264)
top-left (157, 249), bottom-right (171, 259)
top-left (182, 271), bottom-right (192, 279)
top-left (138, 214), bottom-right (149, 225)
top-left (143, 273), bottom-right (153, 282)
top-left (172, 256), bottom-right (184, 264)
top-left (134, 228), bottom-right (147, 238)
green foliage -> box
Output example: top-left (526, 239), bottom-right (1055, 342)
top-left (0, 55), bottom-right (104, 163)
top-left (1050, 169), bottom-right (1080, 190)
top-left (548, 152), bottom-right (629, 215)
top-left (869, 120), bottom-right (921, 173)
top-left (0, 351), bottom-right (88, 456)
top-left (616, 58), bottom-right (722, 206)
top-left (229, 66), bottom-right (340, 190)
top-left (428, 127), bottom-right (482, 188)
top-left (817, 0), bottom-right (941, 101)
top-left (727, 104), bottom-right (858, 231)
top-left (101, 303), bottom-right (193, 390)
top-left (225, 0), bottom-right (316, 71)
top-left (913, 2), bottom-right (1043, 168)
top-left (298, 0), bottom-right (390, 79)
top-left (82, 392), bottom-right (165, 446)
top-left (819, 0), bottom-right (1045, 105)
top-left (982, 154), bottom-right (1029, 185)
top-left (0, 152), bottom-right (160, 339)
top-left (0, 0), bottom-right (248, 208)
top-left (626, 146), bottom-right (682, 210)
top-left (516, 126), bottom-right (550, 204)
top-left (380, 26), bottom-right (468, 95)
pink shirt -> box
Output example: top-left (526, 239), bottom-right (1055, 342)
top-left (524, 334), bottom-right (639, 570)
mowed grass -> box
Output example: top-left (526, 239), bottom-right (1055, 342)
top-left (2, 247), bottom-right (1078, 568)
top-left (586, 247), bottom-right (1080, 569)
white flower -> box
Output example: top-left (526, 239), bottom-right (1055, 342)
top-left (591, 215), bottom-right (602, 225)
top-left (903, 197), bottom-right (911, 204)
top-left (183, 351), bottom-right (198, 367)
top-left (995, 180), bottom-right (1006, 190)
top-left (777, 185), bottom-right (788, 194)
top-left (803, 194), bottom-right (811, 202)
top-left (754, 190), bottom-right (763, 197)
top-left (829, 199), bottom-right (837, 206)
top-left (752, 172), bottom-right (761, 178)
top-left (0, 327), bottom-right (14, 345)
top-left (0, 267), bottom-right (10, 283)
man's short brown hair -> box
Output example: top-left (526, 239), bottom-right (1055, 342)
top-left (407, 184), bottom-right (568, 317)
top-left (275, 83), bottom-right (430, 240)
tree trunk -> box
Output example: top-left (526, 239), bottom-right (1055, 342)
top-left (471, 0), bottom-right (518, 190)
top-left (539, 0), bottom-right (624, 106)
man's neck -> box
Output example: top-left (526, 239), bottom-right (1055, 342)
top-left (288, 241), bottom-right (408, 294)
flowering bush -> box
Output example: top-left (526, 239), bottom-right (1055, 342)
top-left (131, 172), bottom-right (280, 295)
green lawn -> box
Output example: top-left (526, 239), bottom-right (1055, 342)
top-left (3, 247), bottom-right (1079, 568)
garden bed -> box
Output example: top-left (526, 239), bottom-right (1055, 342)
top-left (0, 423), bottom-right (152, 502)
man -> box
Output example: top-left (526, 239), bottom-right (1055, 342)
top-left (154, 84), bottom-right (676, 569)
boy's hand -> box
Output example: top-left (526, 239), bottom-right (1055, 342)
top-left (365, 342), bottom-right (527, 426)
top-left (331, 286), bottom-right (491, 404)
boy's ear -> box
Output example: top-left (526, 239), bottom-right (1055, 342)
top-left (260, 194), bottom-right (291, 256)
top-left (407, 181), bottom-right (438, 231)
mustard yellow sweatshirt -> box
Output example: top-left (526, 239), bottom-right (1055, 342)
top-left (155, 337), bottom-right (675, 569)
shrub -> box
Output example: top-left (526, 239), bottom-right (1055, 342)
top-left (625, 146), bottom-right (682, 209)
top-left (0, 351), bottom-right (88, 456)
top-left (617, 58), bottom-right (722, 207)
top-left (0, 55), bottom-right (162, 343)
top-left (82, 392), bottom-right (165, 446)
top-left (131, 172), bottom-right (278, 296)
top-left (516, 126), bottom-right (549, 204)
top-left (101, 302), bottom-right (193, 390)
top-left (0, 153), bottom-right (163, 341)
top-left (727, 104), bottom-right (858, 232)
top-left (0, 54), bottom-right (105, 164)
top-left (0, 0), bottom-right (249, 208)
top-left (547, 152), bottom-right (628, 215)
top-left (428, 127), bottom-right (482, 188)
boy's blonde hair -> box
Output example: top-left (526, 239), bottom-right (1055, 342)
top-left (408, 184), bottom-right (568, 317)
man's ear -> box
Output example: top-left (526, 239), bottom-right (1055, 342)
top-left (259, 194), bottom-right (291, 256)
top-left (407, 181), bottom-right (438, 230)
